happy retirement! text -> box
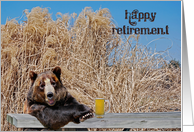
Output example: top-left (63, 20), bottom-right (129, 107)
top-left (112, 9), bottom-right (169, 35)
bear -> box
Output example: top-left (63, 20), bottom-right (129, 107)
top-left (23, 66), bottom-right (94, 130)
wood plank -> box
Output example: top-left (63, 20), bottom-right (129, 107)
top-left (6, 112), bottom-right (181, 128)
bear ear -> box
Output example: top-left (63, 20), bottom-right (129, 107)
top-left (53, 66), bottom-right (61, 80)
top-left (29, 71), bottom-right (37, 81)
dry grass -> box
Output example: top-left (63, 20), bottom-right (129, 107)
top-left (1, 7), bottom-right (181, 131)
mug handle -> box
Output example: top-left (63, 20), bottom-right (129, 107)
top-left (105, 100), bottom-right (110, 114)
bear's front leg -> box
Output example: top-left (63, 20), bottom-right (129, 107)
top-left (73, 104), bottom-right (94, 123)
top-left (29, 104), bottom-right (71, 130)
top-left (29, 104), bottom-right (94, 130)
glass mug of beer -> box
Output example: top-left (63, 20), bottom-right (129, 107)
top-left (95, 98), bottom-right (110, 118)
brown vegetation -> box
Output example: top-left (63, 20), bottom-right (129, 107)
top-left (1, 7), bottom-right (181, 131)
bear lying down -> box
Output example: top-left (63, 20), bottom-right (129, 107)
top-left (23, 66), bottom-right (94, 130)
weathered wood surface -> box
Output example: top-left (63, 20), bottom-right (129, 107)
top-left (7, 112), bottom-right (181, 128)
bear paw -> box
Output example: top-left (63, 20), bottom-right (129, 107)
top-left (30, 104), bottom-right (45, 111)
top-left (79, 112), bottom-right (94, 122)
top-left (29, 104), bottom-right (46, 116)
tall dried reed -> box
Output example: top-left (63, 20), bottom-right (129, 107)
top-left (1, 7), bottom-right (181, 131)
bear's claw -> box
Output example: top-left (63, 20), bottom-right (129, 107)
top-left (80, 112), bottom-right (94, 122)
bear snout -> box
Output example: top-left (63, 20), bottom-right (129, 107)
top-left (47, 92), bottom-right (54, 100)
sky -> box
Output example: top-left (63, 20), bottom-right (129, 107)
top-left (1, 1), bottom-right (181, 63)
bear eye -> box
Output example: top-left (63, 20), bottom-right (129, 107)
top-left (39, 83), bottom-right (45, 90)
top-left (51, 81), bottom-right (56, 87)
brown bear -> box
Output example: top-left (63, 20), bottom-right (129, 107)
top-left (23, 66), bottom-right (93, 130)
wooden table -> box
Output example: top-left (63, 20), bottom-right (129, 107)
top-left (7, 112), bottom-right (181, 129)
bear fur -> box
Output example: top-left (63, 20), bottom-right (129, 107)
top-left (23, 66), bottom-right (93, 130)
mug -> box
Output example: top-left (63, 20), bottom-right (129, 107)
top-left (95, 98), bottom-right (110, 118)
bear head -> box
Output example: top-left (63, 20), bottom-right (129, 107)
top-left (29, 66), bottom-right (67, 106)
